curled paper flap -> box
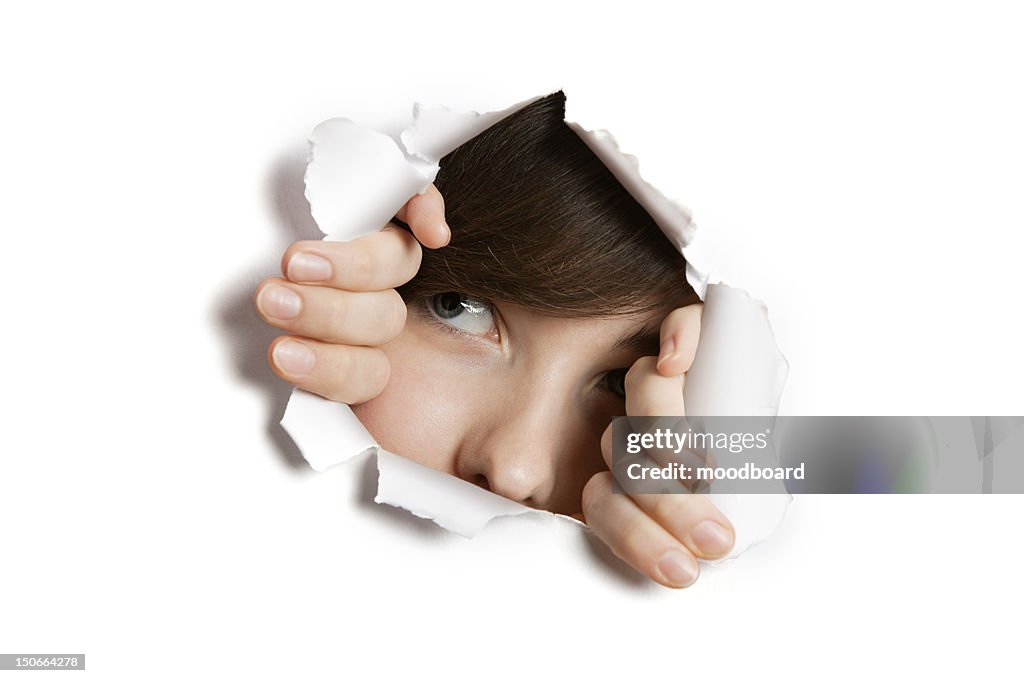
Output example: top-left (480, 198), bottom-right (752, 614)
top-left (282, 92), bottom-right (790, 562)
top-left (683, 282), bottom-right (792, 561)
top-left (681, 244), bottom-right (711, 302)
top-left (375, 449), bottom-right (584, 538)
top-left (306, 96), bottom-right (541, 243)
top-left (685, 284), bottom-right (790, 417)
top-left (710, 492), bottom-right (792, 561)
top-left (305, 119), bottom-right (429, 243)
top-left (280, 388), bottom-right (376, 472)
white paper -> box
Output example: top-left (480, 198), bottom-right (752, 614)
top-left (679, 283), bottom-right (792, 560)
top-left (375, 449), bottom-right (585, 538)
top-left (305, 119), bottom-right (429, 243)
top-left (685, 284), bottom-right (790, 417)
top-left (280, 388), bottom-right (376, 472)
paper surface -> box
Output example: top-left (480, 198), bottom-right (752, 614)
top-left (305, 120), bottom-right (429, 243)
top-left (685, 284), bottom-right (790, 417)
top-left (280, 91), bottom-right (791, 563)
top-left (280, 388), bottom-right (376, 472)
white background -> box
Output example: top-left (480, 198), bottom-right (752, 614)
top-left (2, 1), bottom-right (1023, 681)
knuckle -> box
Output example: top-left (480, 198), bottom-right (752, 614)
top-left (368, 350), bottom-right (391, 392)
top-left (635, 356), bottom-right (659, 374)
top-left (389, 227), bottom-right (422, 279)
top-left (348, 349), bottom-right (390, 404)
top-left (650, 494), bottom-right (685, 524)
top-left (581, 472), bottom-right (611, 518)
top-left (406, 237), bottom-right (423, 275)
top-left (616, 516), bottom-right (650, 563)
top-left (624, 357), bottom-right (658, 394)
top-left (384, 290), bottom-right (408, 336)
top-left (325, 290), bottom-right (351, 331)
top-left (331, 345), bottom-right (355, 384)
top-left (623, 366), bottom-right (641, 394)
top-left (344, 244), bottom-right (378, 285)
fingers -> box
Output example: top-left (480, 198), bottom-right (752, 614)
top-left (262, 213), bottom-right (429, 406)
top-left (628, 492), bottom-right (735, 560)
top-left (599, 418), bottom-right (699, 500)
top-left (281, 226), bottom-right (422, 292)
top-left (620, 357), bottom-right (703, 472)
top-left (587, 334), bottom-right (735, 589)
top-left (656, 303), bottom-right (703, 376)
top-left (624, 356), bottom-right (685, 416)
top-left (600, 404), bottom-right (733, 557)
top-left (268, 336), bottom-right (390, 405)
top-left (255, 278), bottom-right (407, 346)
top-left (582, 472), bottom-right (700, 589)
top-left (394, 183), bottom-right (450, 249)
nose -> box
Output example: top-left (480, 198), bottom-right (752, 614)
top-left (453, 392), bottom-right (564, 508)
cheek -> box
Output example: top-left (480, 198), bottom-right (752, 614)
top-left (350, 333), bottom-right (473, 475)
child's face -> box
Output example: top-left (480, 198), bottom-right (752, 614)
top-left (351, 293), bottom-right (667, 515)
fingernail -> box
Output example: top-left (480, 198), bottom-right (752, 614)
top-left (657, 550), bottom-right (699, 587)
top-left (272, 339), bottom-right (316, 375)
top-left (258, 284), bottom-right (302, 319)
top-left (657, 336), bottom-right (676, 369)
top-left (287, 252), bottom-right (332, 282)
top-left (692, 520), bottom-right (734, 557)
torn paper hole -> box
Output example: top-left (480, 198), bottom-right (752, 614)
top-left (281, 91), bottom-right (790, 562)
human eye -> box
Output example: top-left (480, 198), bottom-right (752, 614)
top-left (599, 368), bottom-right (629, 400)
top-left (425, 292), bottom-right (496, 337)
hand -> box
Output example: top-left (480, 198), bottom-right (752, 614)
top-left (254, 184), bottom-right (448, 402)
top-left (581, 304), bottom-right (737, 588)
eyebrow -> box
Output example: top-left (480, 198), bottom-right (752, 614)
top-left (612, 323), bottom-right (662, 358)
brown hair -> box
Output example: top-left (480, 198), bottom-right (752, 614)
top-left (397, 90), bottom-right (699, 318)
